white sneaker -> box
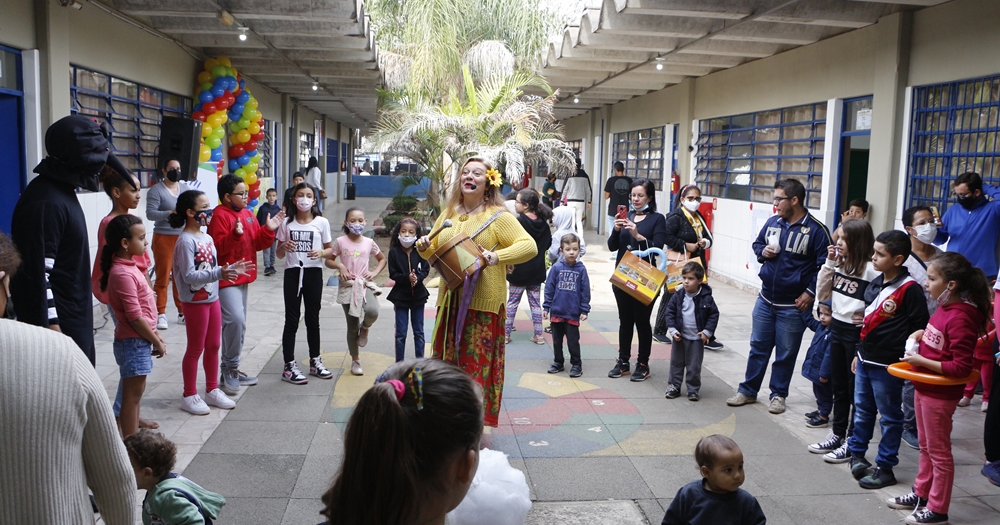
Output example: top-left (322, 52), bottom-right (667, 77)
top-left (156, 314), bottom-right (168, 330)
top-left (351, 360), bottom-right (364, 376)
top-left (357, 327), bottom-right (369, 348)
top-left (177, 314), bottom-right (185, 325)
top-left (205, 388), bottom-right (236, 410)
top-left (181, 394), bottom-right (210, 415)
top-left (983, 401), bottom-right (990, 412)
top-left (958, 396), bottom-right (972, 407)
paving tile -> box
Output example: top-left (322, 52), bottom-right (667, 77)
top-left (635, 498), bottom-right (664, 524)
top-left (215, 497), bottom-right (289, 525)
top-left (200, 420), bottom-right (318, 455)
top-left (307, 422), bottom-right (345, 457)
top-left (282, 498), bottom-right (327, 525)
top-left (180, 454), bottom-right (304, 498)
top-left (291, 453), bottom-right (339, 499)
top-left (524, 457), bottom-right (653, 500)
top-left (224, 393), bottom-right (331, 422)
top-left (766, 494), bottom-right (912, 525)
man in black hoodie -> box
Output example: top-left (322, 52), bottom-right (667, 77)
top-left (10, 115), bottom-right (135, 365)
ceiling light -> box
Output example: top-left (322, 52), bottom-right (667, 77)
top-left (238, 28), bottom-right (247, 41)
top-left (655, 57), bottom-right (664, 71)
top-left (217, 9), bottom-right (235, 27)
top-left (312, 82), bottom-right (319, 91)
top-left (573, 96), bottom-right (579, 104)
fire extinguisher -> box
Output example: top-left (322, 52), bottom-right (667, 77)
top-left (523, 165), bottom-right (532, 190)
top-left (670, 170), bottom-right (680, 195)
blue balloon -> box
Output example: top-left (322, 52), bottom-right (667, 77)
top-left (236, 91), bottom-right (250, 104)
top-left (193, 103), bottom-right (202, 113)
top-left (228, 159), bottom-right (241, 171)
top-left (239, 79), bottom-right (246, 89)
top-left (238, 154), bottom-right (250, 166)
top-left (228, 77), bottom-right (238, 91)
top-left (211, 151), bottom-right (223, 162)
top-left (213, 77), bottom-right (227, 89)
top-left (249, 198), bottom-right (259, 207)
top-left (211, 86), bottom-right (225, 98)
top-left (231, 103), bottom-right (244, 115)
top-left (198, 91), bottom-right (214, 103)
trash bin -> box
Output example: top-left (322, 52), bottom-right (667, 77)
top-left (345, 182), bottom-right (356, 200)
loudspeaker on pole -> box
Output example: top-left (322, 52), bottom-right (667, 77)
top-left (157, 116), bottom-right (203, 181)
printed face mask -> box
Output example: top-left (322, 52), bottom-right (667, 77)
top-left (398, 235), bottom-right (417, 248)
top-left (347, 223), bottom-right (365, 235)
top-left (682, 200), bottom-right (700, 212)
top-left (296, 197), bottom-right (314, 212)
top-left (195, 209), bottom-right (213, 226)
top-left (913, 223), bottom-right (937, 244)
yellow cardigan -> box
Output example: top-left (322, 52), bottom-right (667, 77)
top-left (419, 207), bottom-right (536, 314)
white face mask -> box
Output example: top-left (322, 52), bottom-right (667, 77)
top-left (398, 235), bottom-right (417, 248)
top-left (913, 223), bottom-right (937, 244)
top-left (682, 200), bottom-right (700, 212)
top-left (295, 197), bottom-right (314, 212)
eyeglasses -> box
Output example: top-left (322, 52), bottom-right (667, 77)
top-left (230, 191), bottom-right (248, 198)
top-left (773, 196), bottom-right (791, 204)
top-left (684, 196), bottom-right (702, 202)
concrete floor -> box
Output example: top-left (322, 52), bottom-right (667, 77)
top-left (94, 197), bottom-right (1000, 524)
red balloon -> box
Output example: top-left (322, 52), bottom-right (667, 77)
top-left (250, 180), bottom-right (261, 189)
top-left (253, 131), bottom-right (266, 142)
top-left (231, 145), bottom-right (246, 157)
top-left (232, 87), bottom-right (241, 97)
top-left (202, 101), bottom-right (217, 115)
top-left (217, 160), bottom-right (225, 169)
top-left (245, 141), bottom-right (258, 152)
top-left (216, 167), bottom-right (223, 175)
top-left (249, 188), bottom-right (261, 200)
top-left (216, 97), bottom-right (230, 110)
top-left (192, 111), bottom-right (206, 122)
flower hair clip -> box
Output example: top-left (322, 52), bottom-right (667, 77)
top-left (485, 168), bottom-right (502, 188)
top-left (408, 366), bottom-right (424, 410)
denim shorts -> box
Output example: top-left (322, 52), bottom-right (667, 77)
top-left (113, 337), bottom-right (153, 379)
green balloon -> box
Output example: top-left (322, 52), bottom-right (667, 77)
top-left (243, 108), bottom-right (257, 121)
top-left (201, 82), bottom-right (213, 92)
top-left (237, 118), bottom-right (250, 129)
top-left (230, 122), bottom-right (241, 133)
top-left (212, 126), bottom-right (225, 139)
top-left (206, 136), bottom-right (221, 149)
top-left (211, 65), bottom-right (227, 79)
top-left (234, 168), bottom-right (246, 179)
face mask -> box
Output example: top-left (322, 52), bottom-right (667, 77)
top-left (936, 286), bottom-right (952, 305)
top-left (195, 209), bottom-right (213, 226)
top-left (296, 198), bottom-right (314, 212)
top-left (166, 169), bottom-right (180, 182)
top-left (957, 194), bottom-right (978, 210)
top-left (913, 223), bottom-right (937, 244)
top-left (630, 203), bottom-right (648, 213)
top-left (398, 235), bottom-right (417, 248)
top-left (347, 223), bottom-right (365, 235)
top-left (682, 200), bottom-right (700, 213)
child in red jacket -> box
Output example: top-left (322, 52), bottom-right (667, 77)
top-left (207, 174), bottom-right (284, 395)
top-left (888, 252), bottom-right (990, 525)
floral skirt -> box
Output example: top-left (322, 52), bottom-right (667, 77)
top-left (432, 295), bottom-right (506, 427)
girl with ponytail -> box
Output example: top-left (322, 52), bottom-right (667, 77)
top-left (505, 188), bottom-right (552, 345)
top-left (101, 214), bottom-right (166, 438)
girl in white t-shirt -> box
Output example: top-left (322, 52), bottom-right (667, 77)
top-left (276, 183), bottom-right (333, 385)
top-left (327, 207), bottom-right (387, 376)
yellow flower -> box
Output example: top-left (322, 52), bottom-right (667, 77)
top-left (485, 168), bottom-right (502, 188)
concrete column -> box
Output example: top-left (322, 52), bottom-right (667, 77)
top-left (676, 78), bottom-right (696, 185)
top-left (279, 94), bottom-right (292, 189)
top-left (335, 123), bottom-right (342, 203)
top-left (35, 0), bottom-right (71, 130)
top-left (866, 11), bottom-right (912, 232)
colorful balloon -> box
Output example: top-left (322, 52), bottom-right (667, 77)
top-left (245, 173), bottom-right (258, 186)
top-left (199, 145), bottom-right (211, 162)
top-left (198, 91), bottom-right (214, 104)
top-left (249, 188), bottom-right (261, 200)
top-left (204, 58), bottom-right (219, 71)
top-left (217, 56), bottom-right (232, 67)
top-left (237, 118), bottom-right (250, 130)
top-left (245, 162), bottom-right (258, 174)
top-left (201, 124), bottom-right (213, 138)
top-left (206, 136), bottom-right (221, 149)
top-left (234, 168), bottom-right (246, 179)
top-left (237, 129), bottom-right (251, 144)
top-left (228, 159), bottom-right (240, 171)
top-left (192, 111), bottom-right (206, 122)
top-left (245, 141), bottom-right (258, 152)
top-left (248, 122), bottom-right (261, 135)
top-left (197, 71), bottom-right (213, 85)
top-left (202, 101), bottom-right (217, 115)
top-left (230, 145), bottom-right (246, 158)
top-left (211, 65), bottom-right (228, 79)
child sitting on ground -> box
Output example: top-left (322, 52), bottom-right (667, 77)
top-left (124, 429), bottom-right (226, 524)
top-left (543, 234), bottom-right (591, 378)
top-left (801, 301), bottom-right (834, 428)
top-left (661, 434), bottom-right (766, 525)
top-left (663, 262), bottom-right (719, 402)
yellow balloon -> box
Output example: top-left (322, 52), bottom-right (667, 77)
top-left (217, 56), bottom-right (232, 67)
top-left (245, 173), bottom-right (258, 186)
top-left (199, 145), bottom-right (211, 162)
top-left (248, 122), bottom-right (261, 135)
top-left (201, 124), bottom-right (213, 138)
top-left (237, 129), bottom-right (251, 144)
top-left (197, 71), bottom-right (212, 85)
top-left (204, 58), bottom-right (218, 71)
top-left (248, 98), bottom-right (258, 109)
top-left (208, 114), bottom-right (223, 129)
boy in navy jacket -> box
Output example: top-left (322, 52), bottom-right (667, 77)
top-left (663, 262), bottom-right (719, 402)
top-left (801, 301), bottom-right (833, 428)
top-left (543, 234), bottom-right (590, 378)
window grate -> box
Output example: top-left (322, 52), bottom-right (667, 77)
top-left (69, 65), bottom-right (192, 188)
top-left (906, 75), bottom-right (1000, 214)
top-left (695, 103), bottom-right (825, 208)
top-left (612, 126), bottom-right (665, 190)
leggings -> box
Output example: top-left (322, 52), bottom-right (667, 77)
top-left (963, 357), bottom-right (993, 402)
top-left (181, 301), bottom-right (222, 397)
top-left (281, 267), bottom-right (323, 363)
top-left (830, 319), bottom-right (860, 439)
top-left (613, 286), bottom-right (656, 364)
top-left (151, 233), bottom-right (182, 316)
top-left (342, 289), bottom-right (379, 359)
top-left (506, 284), bottom-right (543, 338)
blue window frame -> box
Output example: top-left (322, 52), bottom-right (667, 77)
top-left (70, 65), bottom-right (192, 187)
top-left (695, 103), bottom-right (826, 208)
top-left (0, 44), bottom-right (26, 235)
top-left (906, 74), bottom-right (1000, 213)
top-left (613, 126), bottom-right (664, 190)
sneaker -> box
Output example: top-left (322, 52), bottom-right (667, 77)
top-left (804, 410), bottom-right (820, 420)
top-left (887, 492), bottom-right (927, 511)
top-left (982, 459), bottom-right (1000, 486)
top-left (805, 415), bottom-right (829, 428)
top-left (726, 392), bottom-right (757, 407)
top-left (357, 327), bottom-right (369, 347)
top-left (180, 394), bottom-right (210, 415)
top-left (351, 360), bottom-right (364, 376)
top-left (902, 428), bottom-right (920, 450)
top-left (310, 357), bottom-right (334, 379)
top-left (205, 388), bottom-right (236, 409)
top-left (504, 335), bottom-right (512, 344)
top-left (768, 396), bottom-right (786, 414)
top-left (652, 333), bottom-right (671, 344)
top-left (858, 467), bottom-right (896, 489)
top-left (156, 314), bottom-right (168, 330)
top-left (630, 362), bottom-right (650, 382)
top-left (544, 326), bottom-right (552, 334)
top-left (569, 364), bottom-right (582, 378)
top-left (220, 369), bottom-right (241, 396)
top-left (983, 401), bottom-right (989, 412)
top-left (608, 359), bottom-right (629, 378)
top-left (824, 442), bottom-right (852, 463)
top-left (282, 361), bottom-right (308, 384)
top-left (530, 335), bottom-right (547, 345)
top-left (548, 362), bottom-right (565, 374)
top-left (958, 396), bottom-right (972, 407)
top-left (850, 455), bottom-right (873, 480)
top-left (704, 339), bottom-right (724, 350)
top-left (905, 508), bottom-right (949, 525)
top-left (177, 314), bottom-right (185, 325)
top-left (809, 434), bottom-right (843, 454)
top-left (236, 370), bottom-right (258, 386)
top-left (664, 385), bottom-right (681, 399)
top-left (688, 392), bottom-right (700, 402)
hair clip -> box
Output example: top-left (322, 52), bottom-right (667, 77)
top-left (408, 366), bottom-right (424, 410)
top-left (386, 379), bottom-right (406, 402)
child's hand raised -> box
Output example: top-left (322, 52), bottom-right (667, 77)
top-left (265, 210), bottom-right (286, 231)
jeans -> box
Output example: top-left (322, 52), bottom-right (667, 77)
top-left (669, 338), bottom-right (704, 395)
top-left (394, 304), bottom-right (426, 362)
top-left (830, 320), bottom-right (860, 438)
top-left (848, 362), bottom-right (905, 468)
top-left (813, 382), bottom-right (833, 417)
top-left (281, 267), bottom-right (323, 363)
top-left (738, 297), bottom-right (806, 399)
top-left (552, 321), bottom-right (581, 366)
top-left (613, 286), bottom-right (656, 364)
top-left (902, 380), bottom-right (916, 433)
top-left (263, 241), bottom-right (277, 270)
top-left (219, 284), bottom-right (248, 372)
top-left (606, 215), bottom-right (615, 237)
top-left (566, 201), bottom-right (587, 235)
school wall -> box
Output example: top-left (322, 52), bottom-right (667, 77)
top-left (0, 0), bottom-right (36, 50)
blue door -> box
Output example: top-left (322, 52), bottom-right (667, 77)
top-left (0, 46), bottom-right (25, 234)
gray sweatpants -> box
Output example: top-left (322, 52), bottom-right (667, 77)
top-left (220, 284), bottom-right (249, 372)
top-left (902, 379), bottom-right (916, 432)
top-left (342, 289), bottom-right (379, 359)
top-left (669, 338), bottom-right (705, 395)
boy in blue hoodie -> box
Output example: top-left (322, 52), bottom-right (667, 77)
top-left (543, 234), bottom-right (590, 378)
top-left (124, 429), bottom-right (226, 525)
top-left (801, 301), bottom-right (833, 428)
top-left (663, 262), bottom-right (720, 402)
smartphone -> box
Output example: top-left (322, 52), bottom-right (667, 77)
top-left (617, 205), bottom-right (627, 220)
top-left (929, 206), bottom-right (940, 221)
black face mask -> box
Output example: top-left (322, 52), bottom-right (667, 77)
top-left (957, 193), bottom-right (979, 210)
top-left (166, 169), bottom-right (180, 182)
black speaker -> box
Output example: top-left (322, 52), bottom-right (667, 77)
top-left (157, 116), bottom-right (202, 181)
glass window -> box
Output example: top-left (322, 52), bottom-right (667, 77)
top-left (612, 126), bottom-right (665, 190)
top-left (0, 49), bottom-right (21, 92)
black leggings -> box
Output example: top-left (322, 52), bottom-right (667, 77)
top-left (986, 337), bottom-right (1000, 462)
top-left (281, 267), bottom-right (323, 362)
top-left (614, 286), bottom-right (656, 364)
top-left (830, 319), bottom-right (859, 439)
